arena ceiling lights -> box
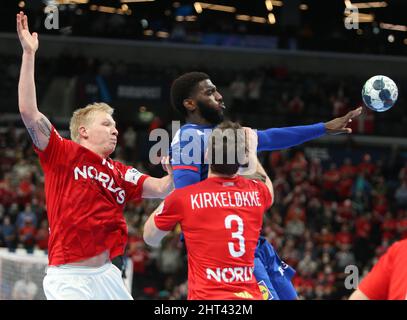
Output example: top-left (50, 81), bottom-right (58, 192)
top-left (380, 22), bottom-right (407, 32)
top-left (193, 2), bottom-right (236, 13)
top-left (39, 0), bottom-right (406, 45)
top-left (349, 1), bottom-right (388, 9)
top-left (344, 0), bottom-right (407, 43)
top-left (119, 0), bottom-right (155, 3)
top-left (194, 1), bottom-right (278, 25)
top-left (54, 0), bottom-right (89, 4)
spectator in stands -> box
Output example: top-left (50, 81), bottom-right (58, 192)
top-left (323, 163), bottom-right (340, 200)
top-left (229, 74), bottom-right (247, 114)
top-left (35, 220), bottom-right (49, 251)
top-left (16, 204), bottom-right (37, 229)
top-left (18, 216), bottom-right (36, 253)
top-left (1, 216), bottom-right (16, 252)
top-left (157, 240), bottom-right (182, 276)
top-left (247, 73), bottom-right (263, 112)
top-left (123, 126), bottom-right (137, 162)
top-left (288, 95), bottom-right (305, 117)
top-left (395, 181), bottom-right (407, 209)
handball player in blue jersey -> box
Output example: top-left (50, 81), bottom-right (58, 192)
top-left (169, 72), bottom-right (361, 300)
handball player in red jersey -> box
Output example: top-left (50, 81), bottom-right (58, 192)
top-left (349, 239), bottom-right (407, 300)
top-left (16, 12), bottom-right (173, 300)
top-left (144, 122), bottom-right (274, 299)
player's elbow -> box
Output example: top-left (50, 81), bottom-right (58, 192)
top-left (158, 184), bottom-right (171, 199)
top-left (19, 109), bottom-right (33, 122)
top-left (160, 176), bottom-right (174, 198)
top-left (143, 177), bottom-right (172, 199)
top-left (143, 227), bottom-right (160, 248)
top-left (19, 109), bottom-right (40, 126)
top-left (143, 232), bottom-right (155, 247)
top-left (143, 236), bottom-right (160, 248)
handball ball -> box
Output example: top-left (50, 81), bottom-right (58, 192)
top-left (362, 75), bottom-right (398, 112)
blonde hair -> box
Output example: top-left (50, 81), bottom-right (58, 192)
top-left (69, 102), bottom-right (114, 143)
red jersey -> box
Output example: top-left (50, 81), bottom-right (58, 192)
top-left (35, 127), bottom-right (148, 265)
top-left (359, 239), bottom-right (407, 300)
top-left (154, 176), bottom-right (272, 300)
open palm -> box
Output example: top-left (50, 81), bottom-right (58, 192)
top-left (16, 11), bottom-right (38, 54)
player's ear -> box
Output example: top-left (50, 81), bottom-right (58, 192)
top-left (183, 98), bottom-right (197, 112)
top-left (78, 126), bottom-right (88, 140)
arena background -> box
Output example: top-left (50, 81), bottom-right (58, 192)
top-left (0, 0), bottom-right (407, 300)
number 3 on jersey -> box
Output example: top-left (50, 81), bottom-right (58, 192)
top-left (224, 214), bottom-right (246, 258)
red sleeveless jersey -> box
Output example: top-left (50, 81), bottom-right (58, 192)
top-left (35, 127), bottom-right (148, 265)
top-left (154, 175), bottom-right (272, 300)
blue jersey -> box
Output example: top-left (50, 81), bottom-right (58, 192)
top-left (170, 123), bottom-right (214, 185)
top-left (170, 122), bottom-right (325, 299)
top-left (170, 122), bottom-right (325, 189)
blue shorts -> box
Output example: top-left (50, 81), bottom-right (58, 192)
top-left (254, 237), bottom-right (298, 300)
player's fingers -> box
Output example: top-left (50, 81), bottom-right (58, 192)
top-left (244, 127), bottom-right (256, 141)
top-left (347, 106), bottom-right (363, 120)
top-left (333, 128), bottom-right (350, 135)
top-left (161, 156), bottom-right (171, 172)
top-left (161, 155), bottom-right (169, 165)
top-left (161, 161), bottom-right (168, 173)
top-left (23, 15), bottom-right (30, 32)
top-left (17, 12), bottom-right (23, 34)
top-left (243, 127), bottom-right (252, 138)
top-left (21, 14), bottom-right (26, 29)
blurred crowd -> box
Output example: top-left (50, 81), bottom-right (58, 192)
top-left (1, 121), bottom-right (407, 300)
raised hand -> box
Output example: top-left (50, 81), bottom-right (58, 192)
top-left (16, 11), bottom-right (38, 54)
top-left (325, 106), bottom-right (363, 135)
top-left (161, 155), bottom-right (173, 176)
top-left (243, 127), bottom-right (258, 156)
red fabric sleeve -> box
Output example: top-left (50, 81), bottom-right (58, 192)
top-left (120, 165), bottom-right (150, 202)
top-left (358, 243), bottom-right (395, 300)
top-left (33, 126), bottom-right (67, 167)
top-left (154, 191), bottom-right (183, 232)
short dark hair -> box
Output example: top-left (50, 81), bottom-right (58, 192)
top-left (170, 72), bottom-right (209, 116)
top-left (208, 121), bottom-right (246, 176)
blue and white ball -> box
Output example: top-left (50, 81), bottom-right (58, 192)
top-left (362, 75), bottom-right (398, 112)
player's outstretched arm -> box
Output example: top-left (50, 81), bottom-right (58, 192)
top-left (256, 107), bottom-right (362, 152)
top-left (17, 11), bottom-right (52, 151)
top-left (143, 202), bottom-right (170, 247)
top-left (324, 107), bottom-right (362, 135)
top-left (142, 156), bottom-right (174, 198)
top-left (240, 128), bottom-right (274, 203)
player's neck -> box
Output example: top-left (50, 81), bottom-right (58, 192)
top-left (80, 141), bottom-right (110, 159)
top-left (186, 114), bottom-right (212, 126)
top-left (208, 171), bottom-right (237, 179)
